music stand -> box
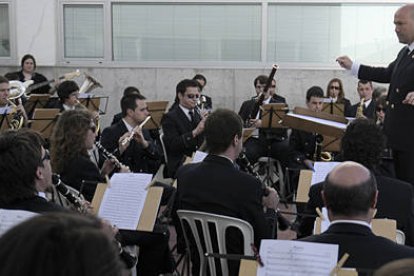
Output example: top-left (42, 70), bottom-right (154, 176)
top-left (322, 100), bottom-right (346, 117)
top-left (242, 128), bottom-right (254, 143)
top-left (282, 107), bottom-right (348, 152)
top-left (0, 106), bottom-right (14, 131)
top-left (24, 94), bottom-right (50, 117)
top-left (260, 103), bottom-right (289, 129)
top-left (144, 101), bottom-right (169, 130)
top-left (78, 95), bottom-right (109, 115)
top-left (30, 108), bottom-right (60, 140)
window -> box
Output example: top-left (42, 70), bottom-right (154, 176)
top-left (63, 4), bottom-right (104, 58)
top-left (0, 4), bottom-right (10, 57)
top-left (112, 3), bottom-right (261, 62)
top-left (267, 3), bottom-right (401, 64)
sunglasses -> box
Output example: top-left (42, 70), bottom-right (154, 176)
top-left (89, 125), bottom-right (97, 133)
top-left (271, 85), bottom-right (276, 88)
top-left (376, 107), bottom-right (387, 112)
top-left (186, 94), bottom-right (200, 99)
top-left (330, 86), bottom-right (340, 90)
top-left (41, 149), bottom-right (50, 162)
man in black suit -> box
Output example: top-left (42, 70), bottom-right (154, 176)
top-left (337, 4), bottom-right (414, 185)
top-left (174, 108), bottom-right (279, 276)
top-left (47, 80), bottom-right (80, 111)
top-left (300, 161), bottom-right (414, 271)
top-left (161, 79), bottom-right (207, 178)
top-left (101, 93), bottom-right (161, 174)
top-left (298, 119), bottom-right (414, 246)
top-left (238, 75), bottom-right (289, 165)
top-left (346, 80), bottom-right (376, 119)
top-left (111, 86), bottom-right (141, 126)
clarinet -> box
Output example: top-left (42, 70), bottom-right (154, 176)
top-left (95, 141), bottom-right (123, 169)
top-left (237, 152), bottom-right (291, 231)
top-left (52, 174), bottom-right (85, 212)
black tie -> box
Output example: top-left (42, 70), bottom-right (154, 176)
top-left (189, 110), bottom-right (194, 122)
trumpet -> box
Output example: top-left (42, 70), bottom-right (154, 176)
top-left (121, 116), bottom-right (151, 146)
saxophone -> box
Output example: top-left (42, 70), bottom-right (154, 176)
top-left (356, 98), bottom-right (365, 118)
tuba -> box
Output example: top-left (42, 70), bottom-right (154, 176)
top-left (5, 81), bottom-right (27, 129)
top-left (78, 73), bottom-right (102, 94)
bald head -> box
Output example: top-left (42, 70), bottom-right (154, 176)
top-left (394, 4), bottom-right (414, 44)
top-left (328, 161), bottom-right (371, 189)
top-left (323, 162), bottom-right (377, 220)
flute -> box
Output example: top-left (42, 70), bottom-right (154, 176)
top-left (121, 116), bottom-right (151, 146)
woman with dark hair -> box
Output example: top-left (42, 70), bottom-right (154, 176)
top-left (50, 109), bottom-right (119, 201)
top-left (0, 213), bottom-right (124, 276)
top-left (326, 78), bottom-right (351, 116)
top-left (8, 54), bottom-right (53, 94)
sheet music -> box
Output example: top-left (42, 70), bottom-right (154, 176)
top-left (0, 209), bottom-right (38, 237)
top-left (288, 113), bottom-right (347, 130)
top-left (257, 240), bottom-right (338, 276)
top-left (98, 173), bottom-right (152, 230)
top-left (192, 151), bottom-right (208, 163)
top-left (313, 207), bottom-right (331, 234)
top-left (78, 93), bottom-right (93, 99)
top-left (311, 162), bottom-right (341, 185)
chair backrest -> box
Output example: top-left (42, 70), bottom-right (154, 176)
top-left (159, 128), bottom-right (168, 164)
top-left (396, 229), bottom-right (406, 245)
top-left (176, 209), bottom-right (254, 276)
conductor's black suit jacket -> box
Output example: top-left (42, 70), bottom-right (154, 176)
top-left (358, 47), bottom-right (414, 151)
top-left (161, 104), bottom-right (204, 178)
top-left (300, 223), bottom-right (414, 271)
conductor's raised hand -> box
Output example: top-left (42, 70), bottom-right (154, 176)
top-left (336, 56), bottom-right (353, 70)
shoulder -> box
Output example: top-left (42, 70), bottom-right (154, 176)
top-left (272, 94), bottom-right (286, 103)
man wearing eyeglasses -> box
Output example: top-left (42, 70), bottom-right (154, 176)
top-left (161, 79), bottom-right (207, 178)
top-left (47, 80), bottom-right (80, 112)
top-left (0, 129), bottom-right (63, 213)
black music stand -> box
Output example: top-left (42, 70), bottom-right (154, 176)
top-left (78, 95), bottom-right (109, 115)
top-left (24, 94), bottom-right (50, 118)
top-left (322, 101), bottom-right (345, 116)
top-left (144, 101), bottom-right (169, 130)
top-left (30, 108), bottom-right (60, 140)
top-left (257, 103), bottom-right (289, 199)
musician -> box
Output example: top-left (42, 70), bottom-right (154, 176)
top-left (161, 79), bottom-right (207, 178)
top-left (101, 93), bottom-right (161, 174)
top-left (298, 119), bottom-right (414, 246)
top-left (346, 80), bottom-right (376, 119)
top-left (0, 128), bottom-right (64, 212)
top-left (46, 80), bottom-right (80, 111)
top-left (111, 86), bottom-right (141, 125)
top-left (50, 110), bottom-right (118, 202)
top-left (0, 213), bottom-right (124, 276)
top-left (325, 78), bottom-right (351, 116)
top-left (7, 54), bottom-right (53, 95)
top-left (193, 74), bottom-right (213, 110)
top-left (289, 86), bottom-right (324, 169)
top-left (238, 75), bottom-right (289, 166)
top-left (50, 109), bottom-right (174, 275)
top-left (300, 161), bottom-right (414, 271)
top-left (0, 76), bottom-right (28, 129)
top-left (174, 108), bottom-right (279, 276)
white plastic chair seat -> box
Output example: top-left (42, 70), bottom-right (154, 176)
top-left (176, 210), bottom-right (254, 276)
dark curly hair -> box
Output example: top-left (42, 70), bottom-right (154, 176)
top-left (341, 118), bottom-right (385, 169)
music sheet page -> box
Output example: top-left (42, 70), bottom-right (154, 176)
top-left (98, 173), bottom-right (152, 230)
top-left (257, 240), bottom-right (338, 276)
top-left (287, 113), bottom-right (347, 130)
top-left (0, 209), bottom-right (38, 237)
top-left (311, 162), bottom-right (341, 185)
top-left (192, 150), bottom-right (208, 163)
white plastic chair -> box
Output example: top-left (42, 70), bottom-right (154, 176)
top-left (396, 229), bottom-right (406, 245)
top-left (176, 210), bottom-right (254, 276)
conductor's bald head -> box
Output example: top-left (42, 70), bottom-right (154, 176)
top-left (323, 161), bottom-right (378, 221)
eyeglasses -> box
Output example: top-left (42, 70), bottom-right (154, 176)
top-left (271, 85), bottom-right (276, 88)
top-left (186, 94), bottom-right (200, 99)
top-left (255, 85), bottom-right (265, 90)
top-left (376, 107), bottom-right (387, 112)
top-left (330, 86), bottom-right (340, 90)
top-left (41, 149), bottom-right (50, 162)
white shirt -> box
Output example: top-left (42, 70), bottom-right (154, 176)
top-left (330, 219), bottom-right (372, 229)
top-left (179, 104), bottom-right (194, 121)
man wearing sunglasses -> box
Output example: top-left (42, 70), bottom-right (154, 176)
top-left (161, 79), bottom-right (207, 178)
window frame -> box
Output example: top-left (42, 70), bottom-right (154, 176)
top-left (0, 1), bottom-right (17, 64)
